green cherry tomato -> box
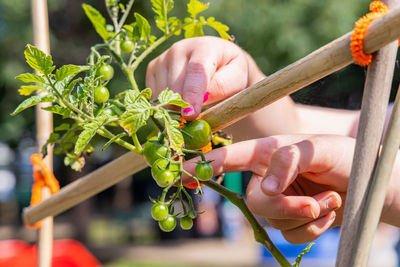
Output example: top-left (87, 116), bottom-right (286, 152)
top-left (151, 159), bottom-right (179, 187)
top-left (121, 40), bottom-right (134, 53)
top-left (94, 86), bottom-right (110, 104)
top-left (151, 202), bottom-right (169, 221)
top-left (143, 137), bottom-right (170, 165)
top-left (180, 217), bottom-right (193, 230)
top-left (153, 170), bottom-right (175, 188)
top-left (181, 120), bottom-right (212, 150)
top-left (97, 64), bottom-right (114, 81)
top-left (195, 162), bottom-right (213, 181)
top-left (159, 215), bottom-right (177, 232)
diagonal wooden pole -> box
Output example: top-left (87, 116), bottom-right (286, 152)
top-left (336, 1), bottom-right (399, 266)
top-left (31, 0), bottom-right (53, 266)
top-left (22, 6), bottom-right (400, 226)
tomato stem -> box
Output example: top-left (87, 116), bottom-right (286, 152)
top-left (203, 180), bottom-right (291, 267)
top-left (181, 148), bottom-right (206, 161)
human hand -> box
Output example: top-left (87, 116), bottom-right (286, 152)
top-left (183, 134), bottom-right (399, 244)
top-left (146, 36), bottom-right (265, 120)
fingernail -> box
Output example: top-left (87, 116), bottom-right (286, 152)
top-left (203, 92), bottom-right (209, 103)
top-left (302, 204), bottom-right (316, 219)
top-left (261, 175), bottom-right (280, 193)
top-left (327, 195), bottom-right (340, 210)
top-left (182, 106), bottom-right (194, 116)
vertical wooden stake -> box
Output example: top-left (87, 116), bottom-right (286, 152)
top-left (31, 0), bottom-right (53, 266)
top-left (336, 1), bottom-right (398, 266)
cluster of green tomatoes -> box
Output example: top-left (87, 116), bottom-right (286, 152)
top-left (143, 120), bottom-right (214, 232)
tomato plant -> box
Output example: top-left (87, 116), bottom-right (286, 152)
top-left (143, 137), bottom-right (170, 165)
top-left (179, 216), bottom-right (193, 230)
top-left (151, 202), bottom-right (169, 221)
top-left (158, 215), bottom-right (177, 232)
top-left (94, 86), bottom-right (110, 104)
top-left (120, 40), bottom-right (134, 53)
top-left (97, 64), bottom-right (114, 81)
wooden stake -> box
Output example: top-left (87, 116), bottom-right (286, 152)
top-left (22, 6), bottom-right (400, 225)
top-left (336, 1), bottom-right (399, 266)
top-left (31, 0), bottom-right (53, 266)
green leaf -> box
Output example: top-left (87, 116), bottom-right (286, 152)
top-left (134, 13), bottom-right (151, 42)
top-left (74, 116), bottom-right (108, 154)
top-left (293, 243), bottom-right (314, 267)
top-left (158, 88), bottom-right (189, 107)
top-left (42, 105), bottom-right (72, 118)
top-left (120, 99), bottom-right (151, 135)
top-left (63, 78), bottom-right (81, 97)
top-left (204, 17), bottom-right (231, 40)
top-left (187, 0), bottom-right (209, 19)
top-left (15, 73), bottom-right (45, 84)
top-left (11, 95), bottom-right (54, 116)
top-left (82, 4), bottom-right (111, 41)
top-left (18, 85), bottom-right (43, 96)
top-left (168, 17), bottom-right (182, 35)
top-left (165, 119), bottom-right (184, 153)
top-left (183, 21), bottom-right (204, 38)
top-left (102, 133), bottom-right (127, 151)
top-left (24, 44), bottom-right (55, 75)
top-left (55, 65), bottom-right (89, 82)
top-left (151, 0), bottom-right (174, 32)
top-left (41, 132), bottom-right (60, 157)
top-left (140, 88), bottom-right (152, 100)
top-left (124, 90), bottom-right (140, 105)
top-left (55, 123), bottom-right (70, 131)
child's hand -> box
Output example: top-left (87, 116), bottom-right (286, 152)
top-left (183, 134), bottom-right (399, 244)
top-left (146, 36), bottom-right (265, 120)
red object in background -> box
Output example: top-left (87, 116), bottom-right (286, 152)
top-left (0, 239), bottom-right (100, 267)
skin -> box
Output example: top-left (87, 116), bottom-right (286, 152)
top-left (146, 36), bottom-right (400, 244)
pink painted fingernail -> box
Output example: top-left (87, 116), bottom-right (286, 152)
top-left (203, 92), bottom-right (209, 103)
top-left (183, 106), bottom-right (194, 116)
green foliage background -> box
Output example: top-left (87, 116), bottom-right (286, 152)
top-left (1, 0), bottom-right (398, 145)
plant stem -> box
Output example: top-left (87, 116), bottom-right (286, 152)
top-left (203, 180), bottom-right (291, 267)
top-left (182, 148), bottom-right (206, 161)
top-left (118, 0), bottom-right (135, 28)
top-left (132, 133), bottom-right (143, 154)
top-left (131, 35), bottom-right (168, 71)
top-left (98, 126), bottom-right (138, 153)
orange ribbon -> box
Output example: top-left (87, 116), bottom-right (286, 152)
top-left (351, 1), bottom-right (399, 66)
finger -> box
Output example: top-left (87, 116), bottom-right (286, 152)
top-left (281, 210), bottom-right (337, 245)
top-left (246, 175), bottom-right (321, 220)
top-left (207, 54), bottom-right (248, 104)
top-left (154, 59), bottom-right (169, 94)
top-left (261, 135), bottom-right (354, 196)
top-left (182, 135), bottom-right (311, 184)
top-left (181, 47), bottom-right (218, 120)
top-left (146, 59), bottom-right (157, 93)
top-left (267, 190), bottom-right (342, 231)
top-left (166, 47), bottom-right (188, 95)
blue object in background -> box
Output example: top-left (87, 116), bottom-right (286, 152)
top-left (260, 227), bottom-right (340, 267)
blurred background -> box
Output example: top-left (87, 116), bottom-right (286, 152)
top-left (0, 0), bottom-right (400, 266)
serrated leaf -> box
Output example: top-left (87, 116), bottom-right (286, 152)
top-left (41, 132), bottom-right (60, 157)
top-left (15, 73), bottom-right (45, 84)
top-left (151, 0), bottom-right (174, 32)
top-left (63, 78), bottom-right (81, 97)
top-left (82, 4), bottom-right (111, 41)
top-left (74, 116), bottom-right (108, 154)
top-left (24, 44), bottom-right (55, 75)
top-left (134, 13), bottom-right (151, 42)
top-left (18, 85), bottom-right (44, 96)
top-left (140, 88), bottom-right (152, 100)
top-left (124, 90), bottom-right (140, 105)
top-left (55, 65), bottom-right (89, 82)
top-left (187, 0), bottom-right (209, 19)
top-left (165, 120), bottom-right (183, 153)
top-left (293, 243), bottom-right (314, 267)
top-left (102, 133), bottom-right (127, 151)
top-left (168, 17), bottom-right (182, 35)
top-left (55, 123), bottom-right (70, 131)
top-left (205, 17), bottom-right (231, 40)
top-left (42, 105), bottom-right (72, 118)
top-left (158, 88), bottom-right (189, 107)
top-left (120, 99), bottom-right (151, 135)
top-left (11, 95), bottom-right (54, 116)
top-left (183, 21), bottom-right (204, 38)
